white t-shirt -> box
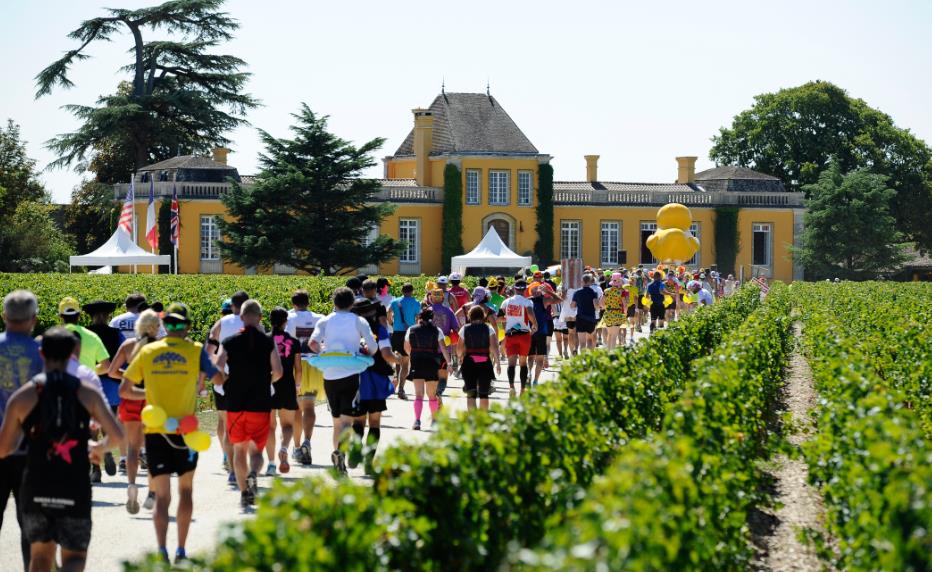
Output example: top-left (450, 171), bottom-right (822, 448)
top-left (110, 311), bottom-right (166, 340)
top-left (286, 309), bottom-right (323, 347)
top-left (697, 288), bottom-right (714, 306)
top-left (68, 358), bottom-right (103, 397)
top-left (501, 295), bottom-right (534, 333)
top-left (377, 293), bottom-right (394, 308)
top-left (218, 314), bottom-right (244, 343)
top-left (309, 311), bottom-right (377, 380)
top-left (559, 288), bottom-right (579, 321)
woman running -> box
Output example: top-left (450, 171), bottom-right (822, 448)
top-left (110, 309), bottom-right (161, 514)
top-left (404, 308), bottom-right (451, 430)
top-left (456, 305), bottom-right (500, 410)
top-left (601, 273), bottom-right (628, 349)
top-left (349, 299), bottom-right (397, 474)
top-left (265, 308), bottom-right (301, 476)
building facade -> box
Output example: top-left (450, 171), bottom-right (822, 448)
top-left (116, 92), bottom-right (805, 281)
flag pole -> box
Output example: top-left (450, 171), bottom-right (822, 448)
top-left (131, 173), bottom-right (137, 275)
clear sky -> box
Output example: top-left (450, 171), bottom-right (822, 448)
top-left (2, 0), bottom-right (930, 203)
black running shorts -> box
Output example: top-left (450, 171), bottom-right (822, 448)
top-left (324, 375), bottom-right (360, 418)
top-left (145, 433), bottom-right (198, 477)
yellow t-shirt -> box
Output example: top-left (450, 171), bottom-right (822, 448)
top-left (124, 337), bottom-right (214, 433)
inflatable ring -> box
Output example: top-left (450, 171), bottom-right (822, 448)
top-left (306, 352), bottom-right (375, 374)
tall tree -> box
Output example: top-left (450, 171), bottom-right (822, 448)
top-left (0, 120), bottom-right (73, 271)
top-left (710, 81), bottom-right (932, 252)
top-left (220, 104), bottom-right (402, 275)
top-left (441, 164), bottom-right (463, 273)
top-left (534, 163), bottom-right (554, 264)
top-left (36, 0), bottom-right (257, 172)
top-left (794, 165), bottom-right (906, 279)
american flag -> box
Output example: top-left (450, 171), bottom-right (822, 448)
top-left (170, 183), bottom-right (179, 246)
top-left (118, 178), bottom-right (135, 235)
top-left (145, 178), bottom-right (158, 251)
top-left (753, 276), bottom-right (770, 294)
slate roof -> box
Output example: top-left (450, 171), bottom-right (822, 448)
top-left (694, 166), bottom-right (786, 193)
top-left (139, 155), bottom-right (235, 171)
top-left (394, 93), bottom-right (539, 156)
top-left (554, 181), bottom-right (699, 193)
top-left (695, 166), bottom-right (780, 181)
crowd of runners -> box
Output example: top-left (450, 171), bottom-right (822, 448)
top-left (0, 264), bottom-right (728, 570)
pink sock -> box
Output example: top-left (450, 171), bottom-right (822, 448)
top-left (414, 398), bottom-right (424, 420)
top-left (429, 398), bottom-right (440, 416)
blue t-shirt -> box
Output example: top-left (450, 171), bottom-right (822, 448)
top-left (572, 287), bottom-right (599, 323)
top-left (647, 280), bottom-right (665, 304)
top-left (390, 296), bottom-right (421, 333)
top-left (532, 297), bottom-right (552, 337)
top-left (0, 331), bottom-right (43, 426)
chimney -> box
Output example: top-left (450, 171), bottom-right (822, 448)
top-left (584, 155), bottom-right (600, 183)
top-left (212, 146), bottom-right (230, 165)
top-left (412, 108), bottom-right (434, 186)
top-left (676, 156), bottom-right (697, 184)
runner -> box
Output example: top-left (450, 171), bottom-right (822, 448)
top-left (456, 305), bottom-right (500, 410)
top-left (691, 280), bottom-right (715, 307)
top-left (82, 301), bottom-right (125, 480)
top-left (215, 300), bottom-right (282, 507)
top-left (387, 283), bottom-right (419, 400)
top-left (360, 280), bottom-right (390, 330)
top-left (207, 290), bottom-right (249, 484)
top-left (529, 284), bottom-right (558, 387)
top-left (431, 275), bottom-right (460, 313)
top-left (601, 273), bottom-right (628, 349)
top-left (308, 287), bottom-right (377, 473)
top-left (349, 299), bottom-right (397, 474)
top-left (404, 308), bottom-right (451, 429)
top-left (427, 288), bottom-right (459, 395)
top-left (448, 273), bottom-right (471, 310)
top-left (122, 303), bottom-right (222, 562)
top-left (0, 290), bottom-right (43, 570)
top-left (375, 278), bottom-right (394, 309)
top-left (58, 297), bottom-right (110, 375)
top-left (265, 308), bottom-right (300, 477)
top-left (571, 275), bottom-right (601, 351)
top-left (557, 283), bottom-right (579, 358)
top-left (647, 271), bottom-right (673, 331)
top-left (110, 310), bottom-right (162, 513)
top-left (500, 279), bottom-right (538, 396)
top-left (286, 290), bottom-right (324, 466)
top-left (0, 327), bottom-right (123, 572)
top-left (110, 293), bottom-right (147, 340)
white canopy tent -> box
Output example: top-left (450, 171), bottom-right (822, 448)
top-left (451, 228), bottom-right (532, 275)
top-left (69, 228), bottom-right (171, 271)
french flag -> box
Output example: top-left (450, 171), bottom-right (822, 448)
top-left (145, 178), bottom-right (158, 251)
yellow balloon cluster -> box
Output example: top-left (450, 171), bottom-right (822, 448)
top-left (646, 203), bottom-right (700, 263)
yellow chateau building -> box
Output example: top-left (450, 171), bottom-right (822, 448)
top-left (117, 92), bottom-right (805, 281)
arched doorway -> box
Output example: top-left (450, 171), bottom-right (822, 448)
top-left (481, 213), bottom-right (517, 250)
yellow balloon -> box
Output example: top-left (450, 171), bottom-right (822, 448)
top-left (647, 228), bottom-right (700, 263)
top-left (183, 430), bottom-right (211, 452)
top-left (141, 405), bottom-right (167, 429)
top-left (684, 293), bottom-right (698, 304)
top-left (497, 329), bottom-right (505, 342)
top-left (656, 203), bottom-right (693, 231)
top-left (641, 295), bottom-right (651, 306)
top-left (664, 295), bottom-right (673, 307)
top-left (443, 335), bottom-right (452, 347)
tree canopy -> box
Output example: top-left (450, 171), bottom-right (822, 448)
top-left (220, 104), bottom-right (402, 275)
top-left (793, 164), bottom-right (906, 279)
top-left (36, 0), bottom-right (257, 172)
top-left (710, 81), bottom-right (932, 251)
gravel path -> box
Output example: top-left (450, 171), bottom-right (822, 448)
top-left (756, 322), bottom-right (830, 572)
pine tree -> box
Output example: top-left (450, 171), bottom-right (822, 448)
top-left (220, 104), bottom-right (401, 275)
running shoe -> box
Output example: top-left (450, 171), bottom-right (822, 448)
top-left (126, 484), bottom-right (140, 515)
top-left (246, 471), bottom-right (258, 496)
top-left (118, 458), bottom-right (127, 475)
top-left (299, 443), bottom-right (312, 466)
top-left (227, 471), bottom-right (237, 485)
top-left (90, 464), bottom-right (102, 484)
top-left (240, 490), bottom-right (253, 509)
top-left (175, 548), bottom-right (187, 564)
top-left (143, 491), bottom-right (156, 510)
top-left (103, 452), bottom-right (116, 476)
top-left (292, 447), bottom-right (302, 461)
top-left (330, 451), bottom-right (347, 474)
top-left (158, 547), bottom-right (170, 562)
top-left (412, 419), bottom-right (421, 431)
top-left (265, 463), bottom-right (277, 477)
top-left (278, 448), bottom-right (290, 474)
top-left (397, 389), bottom-right (407, 400)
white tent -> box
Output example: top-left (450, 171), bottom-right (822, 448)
top-left (70, 228), bottom-right (171, 270)
top-left (451, 228), bottom-right (532, 275)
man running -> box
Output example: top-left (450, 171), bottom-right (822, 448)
top-left (286, 290), bottom-right (323, 466)
top-left (448, 273), bottom-right (471, 310)
top-left (215, 301), bottom-right (282, 508)
top-left (123, 303), bottom-right (222, 562)
top-left (571, 275), bottom-right (601, 351)
top-left (309, 287), bottom-right (376, 473)
top-left (0, 290), bottom-right (43, 570)
top-left (266, 308), bottom-right (300, 476)
top-left (82, 300), bottom-right (125, 480)
top-left (0, 327), bottom-right (123, 572)
top-left (110, 293), bottom-right (147, 340)
top-left (500, 279), bottom-right (538, 396)
top-left (388, 283), bottom-right (419, 400)
top-left (58, 297), bottom-right (110, 376)
top-left (647, 271), bottom-right (673, 331)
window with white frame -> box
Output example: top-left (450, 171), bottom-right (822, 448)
top-left (488, 170), bottom-right (510, 205)
top-left (640, 222), bottom-right (657, 265)
top-left (399, 219), bottom-right (419, 263)
top-left (752, 223), bottom-right (772, 266)
top-left (561, 221), bottom-right (581, 259)
top-left (600, 221), bottom-right (620, 266)
top-left (686, 222), bottom-right (701, 266)
top-left (466, 169), bottom-right (480, 205)
top-left (200, 215), bottom-right (220, 260)
top-left (518, 171), bottom-right (532, 206)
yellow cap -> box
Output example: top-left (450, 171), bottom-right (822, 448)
top-left (58, 296), bottom-right (81, 316)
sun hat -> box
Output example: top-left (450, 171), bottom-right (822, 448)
top-left (437, 275), bottom-right (449, 285)
top-left (58, 297), bottom-right (81, 316)
top-left (82, 300), bottom-right (116, 315)
top-left (163, 302), bottom-right (192, 324)
top-left (472, 287), bottom-right (489, 304)
top-left (610, 272), bottom-right (623, 287)
top-left (449, 272), bottom-right (463, 281)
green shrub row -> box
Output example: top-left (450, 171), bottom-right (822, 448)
top-left (0, 273), bottom-right (466, 340)
top-left (515, 284), bottom-right (792, 570)
top-left (794, 282), bottom-right (932, 570)
top-left (128, 286), bottom-right (763, 572)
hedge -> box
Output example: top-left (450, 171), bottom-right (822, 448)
top-left (129, 285), bottom-right (763, 571)
top-left (794, 282), bottom-right (932, 570)
top-left (515, 283), bottom-right (792, 570)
